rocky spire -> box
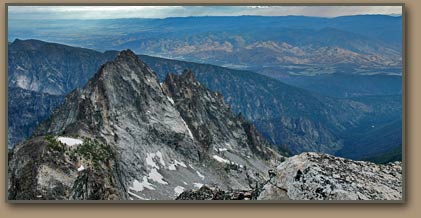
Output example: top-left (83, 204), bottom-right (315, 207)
top-left (181, 69), bottom-right (197, 83)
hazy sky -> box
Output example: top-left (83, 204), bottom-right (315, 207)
top-left (8, 6), bottom-right (402, 20)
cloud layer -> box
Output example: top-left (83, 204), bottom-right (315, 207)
top-left (8, 6), bottom-right (402, 20)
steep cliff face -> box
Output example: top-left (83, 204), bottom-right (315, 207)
top-left (8, 39), bottom-right (116, 95)
top-left (9, 50), bottom-right (283, 200)
top-left (161, 70), bottom-right (287, 158)
top-left (8, 87), bottom-right (63, 148)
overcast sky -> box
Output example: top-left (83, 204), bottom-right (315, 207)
top-left (8, 6), bottom-right (402, 20)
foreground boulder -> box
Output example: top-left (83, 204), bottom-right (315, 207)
top-left (177, 152), bottom-right (402, 201)
top-left (258, 152), bottom-right (402, 200)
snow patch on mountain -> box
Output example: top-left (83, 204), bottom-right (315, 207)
top-left (146, 151), bottom-right (166, 169)
top-left (168, 159), bottom-right (187, 171)
top-left (130, 177), bottom-right (155, 192)
top-left (128, 190), bottom-right (150, 200)
top-left (179, 117), bottom-right (194, 139)
top-left (193, 183), bottom-right (203, 189)
top-left (212, 155), bottom-right (230, 163)
top-left (148, 168), bottom-right (168, 185)
top-left (167, 96), bottom-right (175, 105)
top-left (174, 186), bottom-right (185, 195)
top-left (77, 165), bottom-right (85, 172)
top-left (174, 160), bottom-right (187, 168)
top-left (57, 137), bottom-right (83, 146)
top-left (196, 171), bottom-right (205, 180)
top-left (168, 164), bottom-right (177, 171)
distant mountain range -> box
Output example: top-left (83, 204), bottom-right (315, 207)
top-left (9, 15), bottom-right (402, 72)
top-left (7, 39), bottom-right (402, 164)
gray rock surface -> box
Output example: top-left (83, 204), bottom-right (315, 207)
top-left (258, 152), bottom-right (402, 200)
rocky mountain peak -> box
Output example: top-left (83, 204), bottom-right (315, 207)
top-left (115, 49), bottom-right (142, 65)
top-left (12, 50), bottom-right (285, 200)
top-left (34, 48), bottom-right (165, 140)
top-left (93, 49), bottom-right (157, 85)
